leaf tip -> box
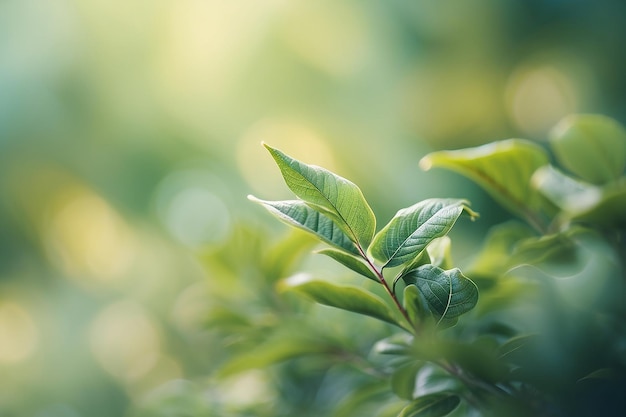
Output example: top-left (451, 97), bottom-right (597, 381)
top-left (419, 156), bottom-right (433, 171)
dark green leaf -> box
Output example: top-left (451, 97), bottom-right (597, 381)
top-left (316, 248), bottom-right (379, 282)
top-left (370, 199), bottom-right (477, 268)
top-left (248, 197), bottom-right (359, 255)
top-left (279, 274), bottom-right (401, 328)
top-left (420, 139), bottom-right (549, 226)
top-left (403, 265), bottom-right (478, 325)
top-left (264, 144), bottom-right (376, 248)
top-left (569, 181), bottom-right (626, 227)
top-left (398, 393), bottom-right (460, 417)
top-left (550, 114), bottom-right (626, 184)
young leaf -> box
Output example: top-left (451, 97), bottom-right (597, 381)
top-left (279, 274), bottom-right (402, 328)
top-left (402, 265), bottom-right (478, 325)
top-left (316, 248), bottom-right (379, 282)
top-left (370, 199), bottom-right (477, 269)
top-left (550, 114), bottom-right (626, 184)
top-left (420, 139), bottom-right (549, 227)
top-left (248, 197), bottom-right (359, 255)
top-left (264, 143), bottom-right (376, 248)
top-left (398, 393), bottom-right (460, 417)
top-left (404, 285), bottom-right (426, 328)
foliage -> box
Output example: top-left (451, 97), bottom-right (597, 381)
top-left (248, 114), bottom-right (626, 417)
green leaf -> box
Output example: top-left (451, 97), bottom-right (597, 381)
top-left (279, 274), bottom-right (401, 328)
top-left (264, 143), bottom-right (376, 248)
top-left (402, 265), bottom-right (478, 325)
top-left (392, 362), bottom-right (423, 400)
top-left (404, 285), bottom-right (426, 328)
top-left (532, 165), bottom-right (602, 214)
top-left (550, 114), bottom-right (626, 184)
top-left (426, 236), bottom-right (453, 270)
top-left (248, 197), bottom-right (359, 255)
top-left (218, 330), bottom-right (328, 377)
top-left (398, 393), bottom-right (460, 417)
top-left (372, 333), bottom-right (414, 356)
top-left (569, 181), bottom-right (626, 227)
top-left (316, 248), bottom-right (379, 282)
top-left (370, 199), bottom-right (477, 268)
top-left (420, 139), bottom-right (549, 226)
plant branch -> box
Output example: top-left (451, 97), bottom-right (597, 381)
top-left (356, 245), bottom-right (415, 333)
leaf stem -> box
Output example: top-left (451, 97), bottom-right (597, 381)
top-left (356, 246), bottom-right (415, 332)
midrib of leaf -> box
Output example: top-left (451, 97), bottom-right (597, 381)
top-left (387, 214), bottom-right (451, 268)
top-left (286, 158), bottom-right (365, 250)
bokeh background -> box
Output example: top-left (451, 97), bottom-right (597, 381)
top-left (2, 0), bottom-right (626, 416)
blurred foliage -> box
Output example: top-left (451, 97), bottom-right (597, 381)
top-left (2, 0), bottom-right (626, 416)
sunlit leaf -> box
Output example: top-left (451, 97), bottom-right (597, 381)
top-left (248, 197), bottom-right (359, 255)
top-left (420, 139), bottom-right (549, 227)
top-left (426, 236), bottom-right (453, 270)
top-left (550, 114), bottom-right (626, 184)
top-left (402, 265), bottom-right (478, 325)
top-left (316, 248), bottom-right (379, 282)
top-left (532, 165), bottom-right (602, 214)
top-left (279, 274), bottom-right (401, 328)
top-left (264, 143), bottom-right (376, 248)
top-left (398, 393), bottom-right (460, 417)
top-left (370, 199), bottom-right (477, 268)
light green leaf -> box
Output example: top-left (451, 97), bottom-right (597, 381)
top-left (218, 331), bottom-right (328, 377)
top-left (550, 114), bottom-right (626, 184)
top-left (372, 334), bottom-right (414, 356)
top-left (402, 265), bottom-right (478, 325)
top-left (398, 393), bottom-right (460, 417)
top-left (426, 236), bottom-right (453, 270)
top-left (404, 285), bottom-right (425, 328)
top-left (279, 274), bottom-right (401, 328)
top-left (264, 143), bottom-right (376, 248)
top-left (370, 199), bottom-right (477, 268)
top-left (392, 362), bottom-right (423, 400)
top-left (316, 248), bottom-right (379, 282)
top-left (532, 165), bottom-right (602, 214)
top-left (420, 139), bottom-right (549, 226)
top-left (248, 197), bottom-right (359, 255)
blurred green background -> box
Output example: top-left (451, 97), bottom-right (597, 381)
top-left (2, 0), bottom-right (626, 416)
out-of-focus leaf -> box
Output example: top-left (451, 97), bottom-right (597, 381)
top-left (532, 165), bottom-right (602, 214)
top-left (468, 221), bottom-right (536, 278)
top-left (398, 393), bottom-right (460, 417)
top-left (316, 248), bottom-right (378, 282)
top-left (279, 274), bottom-right (401, 328)
top-left (372, 334), bottom-right (414, 356)
top-left (264, 144), bottom-right (376, 248)
top-left (218, 332), bottom-right (329, 377)
top-left (498, 334), bottom-right (538, 361)
top-left (370, 199), bottom-right (477, 268)
top-left (248, 197), bottom-right (359, 255)
top-left (549, 114), bottom-right (626, 184)
top-left (403, 265), bottom-right (478, 325)
top-left (412, 364), bottom-right (463, 398)
top-left (420, 139), bottom-right (549, 227)
top-left (404, 285), bottom-right (426, 329)
top-left (569, 182), bottom-right (626, 227)
top-left (426, 236), bottom-right (453, 270)
top-left (578, 368), bottom-right (617, 382)
top-left (392, 362), bottom-right (423, 400)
